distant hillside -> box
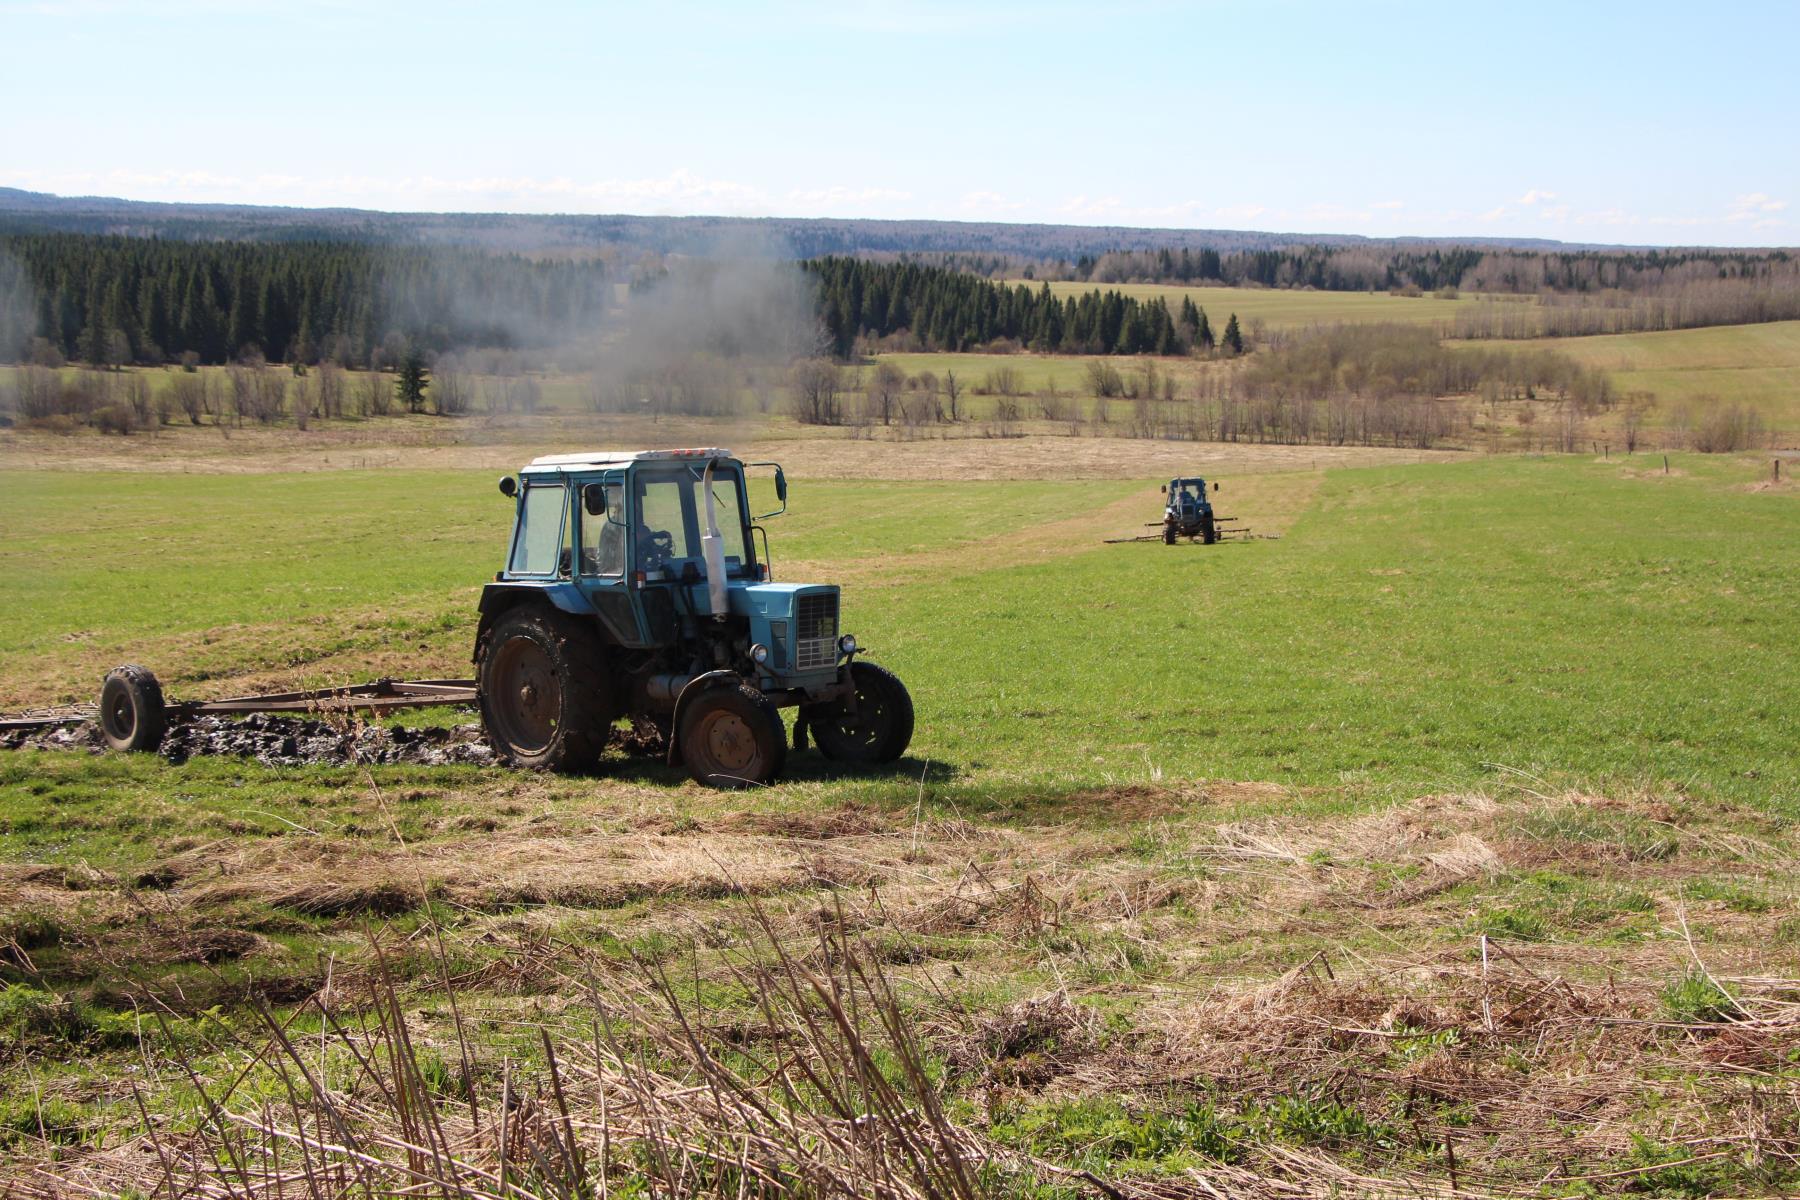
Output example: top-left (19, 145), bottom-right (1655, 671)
top-left (0, 187), bottom-right (1635, 259)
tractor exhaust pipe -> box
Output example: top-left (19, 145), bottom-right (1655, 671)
top-left (700, 459), bottom-right (730, 617)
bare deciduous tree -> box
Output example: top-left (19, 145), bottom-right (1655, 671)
top-left (357, 370), bottom-right (391, 417)
top-left (788, 358), bottom-right (843, 426)
top-left (316, 361), bottom-right (345, 420)
top-left (434, 355), bottom-right (473, 415)
top-left (942, 369), bottom-right (963, 421)
top-left (867, 362), bottom-right (905, 425)
top-left (124, 373), bottom-right (153, 424)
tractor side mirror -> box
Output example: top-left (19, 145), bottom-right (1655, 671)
top-left (498, 476), bottom-right (518, 498)
top-left (583, 483), bottom-right (607, 516)
top-left (749, 461), bottom-right (788, 520)
top-left (1159, 484), bottom-right (1167, 494)
top-left (1213, 482), bottom-right (1220, 492)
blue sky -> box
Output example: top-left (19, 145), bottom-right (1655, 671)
top-left (2, 0), bottom-right (1794, 246)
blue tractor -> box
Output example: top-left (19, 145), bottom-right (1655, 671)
top-left (1162, 477), bottom-right (1220, 544)
top-left (476, 449), bottom-right (913, 787)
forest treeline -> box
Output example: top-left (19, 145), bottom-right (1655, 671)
top-left (1021, 244), bottom-right (1798, 294)
top-left (5, 232), bottom-right (1799, 371)
top-left (0, 234), bottom-right (615, 366)
top-left (807, 258), bottom-right (1238, 357)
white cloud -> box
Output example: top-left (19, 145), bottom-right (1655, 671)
top-left (1726, 192), bottom-right (1789, 223)
top-left (1371, 200), bottom-right (1405, 210)
top-left (1518, 189), bottom-right (1558, 206)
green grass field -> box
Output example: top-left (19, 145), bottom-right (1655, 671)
top-left (4, 457), bottom-right (1793, 803)
top-left (1547, 318), bottom-right (1800, 424)
top-left (4, 447), bottom-right (1799, 1194)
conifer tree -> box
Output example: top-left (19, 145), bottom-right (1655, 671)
top-left (396, 349), bottom-right (430, 414)
top-left (1222, 313), bottom-right (1243, 355)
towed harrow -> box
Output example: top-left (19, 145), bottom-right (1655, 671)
top-left (1103, 515), bottom-right (1249, 545)
top-left (0, 668), bottom-right (477, 752)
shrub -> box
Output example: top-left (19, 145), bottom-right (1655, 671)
top-left (93, 403), bottom-right (134, 435)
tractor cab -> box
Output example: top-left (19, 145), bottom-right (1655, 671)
top-left (1165, 477), bottom-right (1211, 520)
top-left (476, 449), bottom-right (913, 787)
top-left (1161, 476), bottom-right (1220, 544)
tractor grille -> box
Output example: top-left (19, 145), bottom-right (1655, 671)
top-left (793, 591), bottom-right (838, 672)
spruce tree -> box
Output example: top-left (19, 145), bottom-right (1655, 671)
top-left (396, 348), bottom-right (430, 414)
top-left (1196, 309), bottom-right (1214, 351)
top-left (1222, 313), bottom-right (1243, 355)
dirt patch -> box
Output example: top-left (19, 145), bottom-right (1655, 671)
top-left (4, 710), bottom-right (658, 769)
top-left (2, 711), bottom-right (499, 767)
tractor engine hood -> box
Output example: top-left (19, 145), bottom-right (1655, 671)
top-left (722, 582), bottom-right (843, 676)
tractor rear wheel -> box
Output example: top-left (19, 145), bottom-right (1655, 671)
top-left (806, 661), bottom-right (914, 765)
top-left (678, 684), bottom-right (786, 788)
top-left (478, 607), bottom-right (614, 772)
top-left (99, 664), bottom-right (166, 753)
top-left (1202, 515), bottom-right (1217, 545)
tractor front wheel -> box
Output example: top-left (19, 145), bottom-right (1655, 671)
top-left (478, 607), bottom-right (614, 772)
top-left (99, 664), bottom-right (166, 753)
top-left (806, 661), bottom-right (914, 765)
top-left (678, 685), bottom-right (786, 788)
top-left (1162, 523), bottom-right (1177, 545)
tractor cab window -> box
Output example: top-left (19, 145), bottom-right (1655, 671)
top-left (632, 468), bottom-right (752, 577)
top-left (579, 483), bottom-right (627, 577)
top-left (509, 482), bottom-right (568, 576)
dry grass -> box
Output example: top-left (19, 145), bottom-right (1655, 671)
top-left (9, 781), bottom-right (1800, 1196)
top-left (0, 410), bottom-right (1462, 480)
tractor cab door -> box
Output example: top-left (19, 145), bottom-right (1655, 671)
top-left (573, 471), bottom-right (648, 647)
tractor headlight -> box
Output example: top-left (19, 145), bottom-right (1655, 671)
top-left (837, 634), bottom-right (858, 656)
top-left (750, 643), bottom-right (770, 665)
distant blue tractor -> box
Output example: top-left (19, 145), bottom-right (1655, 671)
top-left (476, 449), bottom-right (912, 787)
top-left (1161, 477), bottom-right (1220, 544)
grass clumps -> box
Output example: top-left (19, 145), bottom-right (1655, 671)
top-left (0, 984), bottom-right (138, 1052)
top-left (1658, 971), bottom-right (1742, 1024)
top-left (993, 1096), bottom-right (1243, 1173)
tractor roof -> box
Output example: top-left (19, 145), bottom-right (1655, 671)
top-left (522, 448), bottom-right (735, 474)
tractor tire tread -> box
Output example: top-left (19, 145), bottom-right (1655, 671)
top-left (477, 605), bottom-right (614, 772)
top-left (678, 683), bottom-right (786, 788)
top-left (100, 664), bottom-right (167, 753)
top-left (808, 660), bottom-right (914, 764)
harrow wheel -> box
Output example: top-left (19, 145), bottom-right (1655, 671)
top-left (806, 661), bottom-right (914, 766)
top-left (678, 684), bottom-right (786, 788)
top-left (478, 607), bottom-right (613, 772)
top-left (99, 664), bottom-right (166, 753)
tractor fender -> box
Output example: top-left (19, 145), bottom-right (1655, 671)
top-left (666, 670), bottom-right (745, 766)
top-left (472, 582), bottom-right (597, 662)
